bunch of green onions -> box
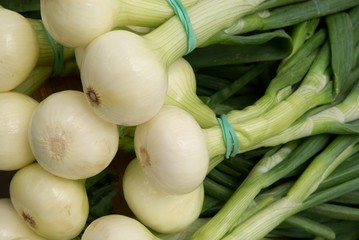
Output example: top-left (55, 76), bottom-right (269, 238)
top-left (0, 0), bottom-right (359, 239)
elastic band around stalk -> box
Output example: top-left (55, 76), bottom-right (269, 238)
top-left (38, 20), bottom-right (64, 76)
top-left (217, 115), bottom-right (239, 159)
top-left (166, 0), bottom-right (197, 53)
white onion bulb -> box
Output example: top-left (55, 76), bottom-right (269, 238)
top-left (0, 198), bottom-right (46, 240)
top-left (0, 7), bottom-right (39, 92)
top-left (40, 0), bottom-right (120, 48)
top-left (0, 92), bottom-right (38, 170)
top-left (134, 105), bottom-right (209, 194)
top-left (40, 0), bottom-right (199, 48)
top-left (80, 30), bottom-right (168, 126)
top-left (123, 158), bottom-right (204, 234)
top-left (28, 90), bottom-right (119, 180)
top-left (82, 214), bottom-right (159, 240)
top-left (9, 163), bottom-right (89, 240)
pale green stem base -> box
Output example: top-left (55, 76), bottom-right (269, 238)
top-left (144, 0), bottom-right (267, 65)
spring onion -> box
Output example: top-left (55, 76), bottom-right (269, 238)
top-left (80, 0), bottom-right (267, 126)
top-left (192, 135), bottom-right (330, 240)
top-left (225, 0), bottom-right (359, 35)
top-left (82, 214), bottom-right (159, 240)
top-left (0, 92), bottom-right (38, 170)
top-left (0, 6), bottom-right (75, 95)
top-left (249, 80), bottom-right (359, 149)
top-left (165, 57), bottom-right (217, 128)
top-left (221, 135), bottom-right (359, 240)
top-left (2, 1), bottom-right (359, 239)
top-left (134, 104), bottom-right (208, 194)
top-left (0, 198), bottom-right (46, 240)
top-left (9, 163), bottom-right (89, 240)
top-left (28, 90), bottom-right (119, 180)
top-left (123, 158), bottom-right (204, 233)
top-left (40, 0), bottom-right (200, 48)
top-left (0, 6), bottom-right (39, 92)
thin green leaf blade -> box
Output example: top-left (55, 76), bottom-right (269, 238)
top-left (326, 12), bottom-right (355, 97)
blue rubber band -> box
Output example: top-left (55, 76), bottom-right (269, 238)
top-left (38, 20), bottom-right (63, 76)
top-left (167, 0), bottom-right (197, 54)
top-left (217, 115), bottom-right (239, 159)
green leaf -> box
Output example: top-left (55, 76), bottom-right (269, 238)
top-left (326, 12), bottom-right (355, 97)
top-left (0, 0), bottom-right (40, 13)
top-left (185, 30), bottom-right (292, 68)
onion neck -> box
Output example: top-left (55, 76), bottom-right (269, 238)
top-left (116, 0), bottom-right (200, 27)
top-left (144, 0), bottom-right (266, 65)
top-left (203, 127), bottom-right (226, 160)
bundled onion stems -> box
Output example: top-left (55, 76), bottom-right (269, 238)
top-left (192, 134), bottom-right (359, 240)
top-left (192, 134), bottom-right (331, 239)
top-left (3, 1), bottom-right (359, 239)
top-left (249, 80), bottom-right (359, 149)
top-left (223, 135), bottom-right (359, 240)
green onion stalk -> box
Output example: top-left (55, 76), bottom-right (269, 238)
top-left (180, 18), bottom-right (323, 124)
top-left (224, 28), bottom-right (326, 123)
top-left (249, 79), bottom-right (359, 149)
top-left (217, 134), bottom-right (359, 240)
top-left (165, 31), bottom-right (336, 174)
top-left (203, 18), bottom-right (319, 108)
top-left (203, 150), bottom-right (359, 239)
top-left (224, 0), bottom-right (359, 35)
top-left (79, 0), bottom-right (270, 127)
top-left (205, 41), bottom-right (333, 162)
top-left (158, 181), bottom-right (292, 240)
top-left (192, 134), bottom-right (331, 240)
top-left (318, 152), bottom-right (359, 192)
top-left (245, 8), bottom-right (359, 149)
top-left (166, 26), bottom-right (327, 130)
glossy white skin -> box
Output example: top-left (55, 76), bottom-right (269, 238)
top-left (123, 158), bottom-right (204, 234)
top-left (0, 8), bottom-right (39, 92)
top-left (82, 214), bottom-right (158, 240)
top-left (9, 163), bottom-right (89, 240)
top-left (28, 90), bottom-right (119, 180)
top-left (0, 92), bottom-right (38, 170)
top-left (40, 0), bottom-right (120, 48)
top-left (80, 30), bottom-right (168, 126)
top-left (0, 198), bottom-right (46, 240)
top-left (134, 105), bottom-right (209, 194)
top-left (74, 46), bottom-right (85, 70)
top-left (40, 0), bottom-right (200, 48)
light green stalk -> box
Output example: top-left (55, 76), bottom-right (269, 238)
top-left (205, 45), bottom-right (333, 158)
top-left (144, 0), bottom-right (268, 65)
top-left (205, 42), bottom-right (333, 158)
top-left (278, 18), bottom-right (320, 70)
top-left (165, 58), bottom-right (217, 128)
top-left (226, 28), bottom-right (326, 124)
top-left (224, 0), bottom-right (359, 34)
top-left (326, 12), bottom-right (355, 96)
top-left (192, 135), bottom-right (329, 240)
top-left (222, 134), bottom-right (359, 240)
top-left (231, 42), bottom-right (332, 149)
top-left (249, 80), bottom-right (359, 149)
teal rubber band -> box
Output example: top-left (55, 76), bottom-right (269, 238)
top-left (217, 115), bottom-right (239, 159)
top-left (167, 0), bottom-right (197, 53)
top-left (38, 20), bottom-right (63, 76)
